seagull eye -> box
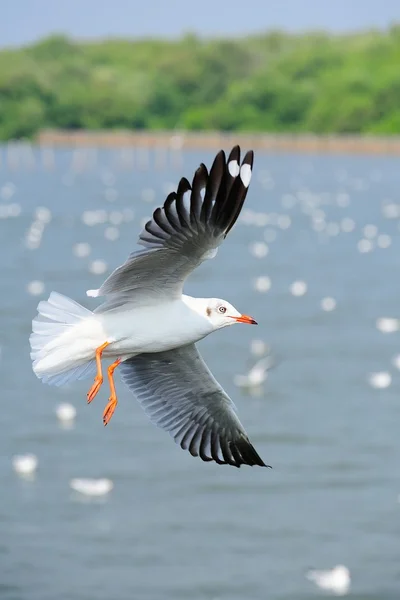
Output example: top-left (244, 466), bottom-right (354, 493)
top-left (218, 306), bottom-right (227, 314)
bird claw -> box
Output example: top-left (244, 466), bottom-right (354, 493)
top-left (87, 376), bottom-right (103, 403)
top-left (103, 397), bottom-right (118, 426)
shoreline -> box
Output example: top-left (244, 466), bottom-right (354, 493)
top-left (34, 129), bottom-right (400, 155)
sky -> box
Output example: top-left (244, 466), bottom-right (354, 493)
top-left (4, 0), bottom-right (400, 48)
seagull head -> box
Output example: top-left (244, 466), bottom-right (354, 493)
top-left (204, 298), bottom-right (257, 329)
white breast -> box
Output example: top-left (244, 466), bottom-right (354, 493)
top-left (97, 298), bottom-right (212, 356)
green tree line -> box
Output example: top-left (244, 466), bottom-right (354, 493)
top-left (1, 27), bottom-right (400, 140)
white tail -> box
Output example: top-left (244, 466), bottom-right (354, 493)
top-left (30, 292), bottom-right (97, 386)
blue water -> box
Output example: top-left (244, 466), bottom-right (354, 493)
top-left (1, 145), bottom-right (400, 599)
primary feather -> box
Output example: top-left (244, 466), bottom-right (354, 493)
top-left (93, 146), bottom-right (253, 312)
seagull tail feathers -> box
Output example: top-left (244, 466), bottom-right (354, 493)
top-left (29, 292), bottom-right (97, 386)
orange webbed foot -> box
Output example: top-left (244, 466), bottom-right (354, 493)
top-left (102, 358), bottom-right (121, 426)
top-left (87, 376), bottom-right (103, 403)
top-left (103, 397), bottom-right (118, 426)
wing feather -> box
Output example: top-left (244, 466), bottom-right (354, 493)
top-left (190, 166), bottom-right (207, 226)
top-left (119, 343), bottom-right (269, 468)
top-left (93, 146), bottom-right (254, 311)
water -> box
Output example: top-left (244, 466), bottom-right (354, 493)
top-left (1, 146), bottom-right (400, 599)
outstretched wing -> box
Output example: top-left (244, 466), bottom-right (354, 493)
top-left (119, 343), bottom-right (269, 468)
top-left (93, 146), bottom-right (253, 312)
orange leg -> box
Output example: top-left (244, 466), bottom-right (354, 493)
top-left (103, 358), bottom-right (121, 426)
top-left (87, 341), bottom-right (109, 403)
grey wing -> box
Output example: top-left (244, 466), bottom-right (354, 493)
top-left (93, 146), bottom-right (254, 312)
top-left (119, 343), bottom-right (269, 468)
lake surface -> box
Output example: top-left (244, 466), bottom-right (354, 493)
top-left (1, 145), bottom-right (400, 600)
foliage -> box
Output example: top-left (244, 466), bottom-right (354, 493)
top-left (1, 28), bottom-right (400, 140)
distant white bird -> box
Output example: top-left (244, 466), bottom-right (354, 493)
top-left (56, 403), bottom-right (76, 423)
top-left (30, 147), bottom-right (268, 468)
top-left (376, 317), bottom-right (399, 333)
top-left (12, 454), bottom-right (38, 477)
top-left (368, 371), bottom-right (392, 389)
top-left (290, 280), bottom-right (307, 296)
top-left (234, 355), bottom-right (274, 390)
top-left (306, 564), bottom-right (351, 596)
top-left (70, 478), bottom-right (113, 497)
top-left (321, 297), bottom-right (336, 312)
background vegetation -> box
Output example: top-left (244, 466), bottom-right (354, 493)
top-left (1, 27), bottom-right (400, 140)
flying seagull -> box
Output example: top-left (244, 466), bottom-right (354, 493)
top-left (30, 146), bottom-right (269, 468)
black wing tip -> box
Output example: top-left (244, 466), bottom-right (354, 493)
top-left (213, 145), bottom-right (255, 235)
top-left (233, 437), bottom-right (269, 468)
top-left (176, 177), bottom-right (192, 196)
top-left (140, 144), bottom-right (254, 250)
top-left (214, 149), bottom-right (226, 164)
top-left (211, 145), bottom-right (254, 184)
top-left (165, 144), bottom-right (255, 225)
top-left (187, 434), bottom-right (270, 468)
top-left (228, 145), bottom-right (240, 160)
top-left (242, 149), bottom-right (254, 169)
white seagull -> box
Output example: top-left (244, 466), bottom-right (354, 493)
top-left (30, 146), bottom-right (268, 468)
top-left (306, 565), bottom-right (351, 596)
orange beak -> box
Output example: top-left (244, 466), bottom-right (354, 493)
top-left (233, 314), bottom-right (258, 325)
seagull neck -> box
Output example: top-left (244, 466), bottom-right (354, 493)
top-left (182, 294), bottom-right (206, 314)
top-left (181, 295), bottom-right (214, 332)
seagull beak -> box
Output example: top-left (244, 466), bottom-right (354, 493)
top-left (234, 314), bottom-right (258, 325)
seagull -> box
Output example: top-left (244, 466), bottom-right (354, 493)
top-left (233, 354), bottom-right (275, 391)
top-left (306, 565), bottom-right (351, 596)
top-left (30, 146), bottom-right (269, 468)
